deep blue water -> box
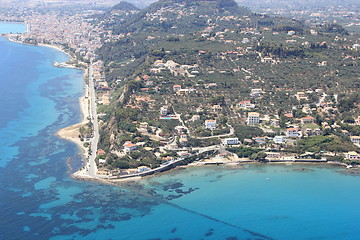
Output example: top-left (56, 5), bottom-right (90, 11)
top-left (1, 23), bottom-right (360, 240)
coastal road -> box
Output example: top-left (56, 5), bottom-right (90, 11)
top-left (86, 62), bottom-right (99, 177)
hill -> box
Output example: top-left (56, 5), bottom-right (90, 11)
top-left (92, 0), bottom-right (360, 171)
top-left (108, 0), bottom-right (251, 34)
top-left (112, 1), bottom-right (139, 11)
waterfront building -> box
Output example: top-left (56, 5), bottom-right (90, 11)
top-left (345, 151), bottom-right (359, 160)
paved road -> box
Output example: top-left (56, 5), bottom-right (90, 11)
top-left (86, 62), bottom-right (99, 177)
top-left (111, 146), bottom-right (220, 179)
top-left (195, 124), bottom-right (235, 139)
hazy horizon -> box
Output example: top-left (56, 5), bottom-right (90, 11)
top-left (5, 0), bottom-right (360, 9)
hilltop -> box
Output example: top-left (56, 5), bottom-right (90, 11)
top-left (107, 0), bottom-right (252, 34)
top-left (112, 1), bottom-right (139, 11)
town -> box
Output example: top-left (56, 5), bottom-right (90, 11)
top-left (1, 0), bottom-right (359, 180)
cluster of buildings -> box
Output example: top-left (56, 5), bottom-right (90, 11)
top-left (152, 60), bottom-right (199, 78)
top-left (21, 11), bottom-right (104, 60)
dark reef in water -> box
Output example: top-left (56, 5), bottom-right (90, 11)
top-left (163, 182), bottom-right (184, 191)
top-left (292, 168), bottom-right (315, 172)
top-left (338, 168), bottom-right (360, 176)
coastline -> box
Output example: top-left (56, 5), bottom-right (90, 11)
top-left (56, 95), bottom-right (90, 159)
top-left (5, 35), bottom-right (78, 67)
top-left (2, 34), bottom-right (89, 155)
top-left (2, 30), bottom-right (102, 180)
top-left (73, 158), bottom-right (358, 185)
top-left (38, 43), bottom-right (74, 61)
top-left (5, 29), bottom-right (358, 186)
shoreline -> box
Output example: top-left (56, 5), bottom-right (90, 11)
top-left (4, 35), bottom-right (79, 68)
top-left (73, 158), bottom-right (358, 185)
top-left (5, 27), bottom-right (358, 186)
top-left (56, 94), bottom-right (90, 159)
top-left (38, 43), bottom-right (74, 61)
top-left (2, 31), bottom-right (98, 180)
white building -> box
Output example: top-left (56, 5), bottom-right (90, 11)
top-left (179, 134), bottom-right (188, 144)
top-left (205, 120), bottom-right (217, 130)
top-left (286, 128), bottom-right (300, 138)
top-left (287, 30), bottom-right (296, 35)
top-left (350, 136), bottom-right (360, 145)
top-left (273, 136), bottom-right (286, 144)
top-left (160, 106), bottom-right (168, 116)
top-left (173, 84), bottom-right (181, 92)
top-left (192, 115), bottom-right (200, 121)
top-left (237, 100), bottom-right (255, 109)
top-left (242, 38), bottom-right (250, 44)
top-left (222, 138), bottom-right (239, 145)
top-left (352, 44), bottom-right (360, 50)
top-left (345, 151), bottom-right (359, 160)
top-left (247, 112), bottom-right (260, 125)
top-left (261, 57), bottom-right (275, 64)
top-left (123, 141), bottom-right (137, 153)
top-left (300, 116), bottom-right (315, 124)
top-left (251, 89), bottom-right (262, 98)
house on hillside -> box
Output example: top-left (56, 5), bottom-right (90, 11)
top-left (350, 136), bottom-right (360, 145)
top-left (251, 89), bottom-right (262, 98)
top-left (212, 105), bottom-right (222, 112)
top-left (261, 57), bottom-right (275, 64)
top-left (177, 89), bottom-right (190, 95)
top-left (205, 120), bottom-right (217, 130)
top-left (247, 112), bottom-right (260, 125)
top-left (237, 100), bottom-right (255, 109)
top-left (303, 128), bottom-right (321, 137)
top-left (160, 106), bottom-right (168, 116)
top-left (273, 136), bottom-right (286, 144)
top-left (179, 134), bottom-right (188, 144)
top-left (296, 92), bottom-right (308, 101)
top-left (286, 127), bottom-right (300, 138)
top-left (265, 152), bottom-right (281, 160)
top-left (173, 84), bottom-right (181, 92)
top-left (192, 115), bottom-right (201, 121)
top-left (222, 138), bottom-right (239, 145)
top-left (300, 116), bottom-right (315, 124)
top-left (123, 141), bottom-right (137, 153)
top-left (255, 137), bottom-right (266, 144)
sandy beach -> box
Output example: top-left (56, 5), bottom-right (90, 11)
top-left (57, 95), bottom-right (90, 159)
top-left (38, 43), bottom-right (76, 63)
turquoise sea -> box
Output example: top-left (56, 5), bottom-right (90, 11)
top-left (1, 23), bottom-right (360, 240)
